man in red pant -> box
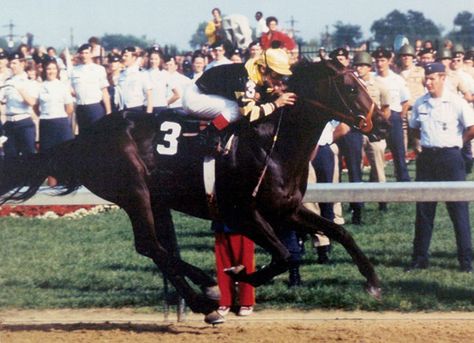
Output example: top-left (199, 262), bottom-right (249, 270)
top-left (212, 221), bottom-right (255, 317)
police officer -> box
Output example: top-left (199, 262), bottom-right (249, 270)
top-left (0, 52), bottom-right (39, 161)
top-left (329, 47), bottom-right (350, 67)
top-left (116, 46), bottom-right (153, 116)
top-left (407, 62), bottom-right (474, 272)
top-left (373, 47), bottom-right (411, 182)
top-left (353, 51), bottom-right (391, 211)
top-left (398, 44), bottom-right (425, 154)
top-left (70, 43), bottom-right (111, 134)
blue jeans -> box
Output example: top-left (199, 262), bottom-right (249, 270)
top-left (312, 144), bottom-right (335, 221)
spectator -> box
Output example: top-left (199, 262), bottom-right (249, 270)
top-left (254, 11), bottom-right (268, 39)
top-left (205, 8), bottom-right (223, 45)
top-left (146, 46), bottom-right (169, 116)
top-left (164, 56), bottom-right (191, 115)
top-left (418, 48), bottom-right (435, 65)
top-left (437, 49), bottom-right (472, 103)
top-left (36, 57), bottom-right (74, 186)
top-left (260, 16), bottom-right (296, 51)
top-left (373, 47), bottom-right (411, 182)
top-left (70, 43), bottom-right (111, 134)
top-left (397, 44), bottom-right (425, 155)
top-left (88, 36), bottom-right (106, 65)
top-left (0, 52), bottom-right (39, 162)
top-left (353, 51), bottom-right (391, 212)
top-left (212, 221), bottom-right (255, 317)
top-left (248, 41), bottom-right (263, 60)
top-left (406, 62), bottom-right (474, 273)
top-left (46, 46), bottom-right (66, 71)
top-left (117, 46), bottom-right (153, 116)
top-left (464, 50), bottom-right (474, 79)
top-left (106, 53), bottom-right (122, 113)
top-left (190, 52), bottom-right (205, 82)
top-left (230, 49), bottom-right (243, 63)
top-left (204, 41), bottom-right (232, 71)
top-left (329, 47), bottom-right (350, 67)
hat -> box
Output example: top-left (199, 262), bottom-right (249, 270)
top-left (0, 51), bottom-right (8, 60)
top-left (108, 53), bottom-right (121, 63)
top-left (418, 48), bottom-right (434, 56)
top-left (210, 41), bottom-right (225, 50)
top-left (398, 44), bottom-right (416, 57)
top-left (452, 43), bottom-right (465, 56)
top-left (257, 48), bottom-right (292, 76)
top-left (371, 47), bottom-right (392, 59)
top-left (436, 49), bottom-right (452, 61)
top-left (329, 48), bottom-right (349, 59)
top-left (8, 51), bottom-right (25, 61)
top-left (121, 46), bottom-right (136, 55)
top-left (77, 43), bottom-right (92, 53)
top-left (148, 45), bottom-right (162, 54)
top-left (352, 52), bottom-right (372, 66)
top-left (424, 62), bottom-right (445, 75)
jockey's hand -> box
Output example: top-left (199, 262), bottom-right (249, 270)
top-left (274, 92), bottom-right (297, 108)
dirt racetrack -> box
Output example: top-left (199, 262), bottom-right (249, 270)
top-left (2, 309), bottom-right (474, 342)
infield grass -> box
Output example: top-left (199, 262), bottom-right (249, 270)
top-left (1, 161), bottom-right (474, 312)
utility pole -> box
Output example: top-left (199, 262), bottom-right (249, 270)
top-left (70, 27), bottom-right (74, 49)
top-left (286, 16), bottom-right (299, 38)
top-left (3, 20), bottom-right (16, 49)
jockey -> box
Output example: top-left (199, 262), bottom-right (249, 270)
top-left (182, 48), bottom-right (297, 135)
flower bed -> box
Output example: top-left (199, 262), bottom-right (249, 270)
top-left (0, 205), bottom-right (118, 219)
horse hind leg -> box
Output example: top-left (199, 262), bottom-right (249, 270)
top-left (291, 205), bottom-right (381, 300)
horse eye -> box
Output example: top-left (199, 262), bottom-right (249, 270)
top-left (346, 86), bottom-right (358, 95)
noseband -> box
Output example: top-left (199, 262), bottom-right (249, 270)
top-left (304, 71), bottom-right (374, 133)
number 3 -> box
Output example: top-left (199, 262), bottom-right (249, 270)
top-left (156, 121), bottom-right (182, 155)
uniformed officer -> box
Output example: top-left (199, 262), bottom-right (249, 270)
top-left (436, 49), bottom-right (472, 103)
top-left (0, 52), bottom-right (39, 161)
top-left (418, 48), bottom-right (435, 65)
top-left (116, 46), bottom-right (153, 116)
top-left (353, 51), bottom-right (391, 211)
top-left (106, 53), bottom-right (122, 113)
top-left (70, 43), bottom-right (111, 134)
top-left (398, 44), bottom-right (425, 154)
top-left (407, 62), bottom-right (474, 272)
top-left (329, 47), bottom-right (350, 67)
top-left (373, 47), bottom-right (411, 182)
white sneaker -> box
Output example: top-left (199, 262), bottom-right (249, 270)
top-left (238, 306), bottom-right (253, 316)
top-left (0, 136), bottom-right (8, 145)
top-left (217, 306), bottom-right (230, 316)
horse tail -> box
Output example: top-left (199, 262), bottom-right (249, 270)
top-left (0, 140), bottom-right (82, 205)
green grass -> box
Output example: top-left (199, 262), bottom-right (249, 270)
top-left (1, 160), bottom-right (474, 312)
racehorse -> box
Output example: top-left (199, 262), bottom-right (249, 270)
top-left (0, 59), bottom-right (384, 324)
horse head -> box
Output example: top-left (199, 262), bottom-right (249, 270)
top-left (288, 59), bottom-right (387, 140)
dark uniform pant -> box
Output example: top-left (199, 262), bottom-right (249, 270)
top-left (76, 103), bottom-right (106, 135)
top-left (386, 111), bottom-right (410, 181)
top-left (312, 144), bottom-right (335, 221)
top-left (413, 147), bottom-right (472, 268)
top-left (4, 117), bottom-right (36, 161)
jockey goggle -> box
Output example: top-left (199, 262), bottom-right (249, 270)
top-left (266, 69), bottom-right (290, 83)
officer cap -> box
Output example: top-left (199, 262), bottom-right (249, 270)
top-left (147, 45), bottom-right (162, 54)
top-left (121, 46), bottom-right (136, 55)
top-left (398, 44), bottom-right (416, 57)
top-left (77, 43), bottom-right (92, 53)
top-left (371, 47), bottom-right (392, 59)
top-left (329, 47), bottom-right (349, 59)
top-left (452, 43), bottom-right (465, 56)
top-left (8, 51), bottom-right (25, 61)
top-left (424, 62), bottom-right (445, 75)
top-left (0, 51), bottom-right (8, 60)
top-left (352, 52), bottom-right (373, 66)
top-left (436, 49), bottom-right (452, 61)
top-left (465, 50), bottom-right (474, 61)
top-left (108, 53), bottom-right (121, 63)
top-left (418, 48), bottom-right (434, 57)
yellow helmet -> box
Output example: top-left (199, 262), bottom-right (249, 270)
top-left (257, 48), bottom-right (292, 76)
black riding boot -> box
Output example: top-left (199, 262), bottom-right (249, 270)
top-left (316, 245), bottom-right (330, 264)
top-left (198, 124), bottom-right (222, 155)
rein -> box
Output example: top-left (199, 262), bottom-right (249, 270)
top-left (251, 108), bottom-right (284, 198)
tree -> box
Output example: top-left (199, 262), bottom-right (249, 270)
top-left (448, 11), bottom-right (474, 47)
top-left (332, 21), bottom-right (363, 48)
top-left (189, 21), bottom-right (208, 50)
top-left (101, 34), bottom-right (151, 51)
top-left (370, 10), bottom-right (441, 48)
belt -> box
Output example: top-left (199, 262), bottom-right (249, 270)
top-left (422, 146), bottom-right (460, 153)
top-left (6, 114), bottom-right (31, 122)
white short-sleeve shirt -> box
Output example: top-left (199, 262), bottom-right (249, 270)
top-left (167, 71), bottom-right (192, 109)
top-left (1, 72), bottom-right (39, 115)
top-left (117, 65), bottom-right (152, 109)
top-left (71, 63), bottom-right (108, 105)
top-left (375, 70), bottom-right (410, 112)
top-left (409, 88), bottom-right (474, 148)
top-left (38, 79), bottom-right (73, 119)
top-left (147, 68), bottom-right (169, 107)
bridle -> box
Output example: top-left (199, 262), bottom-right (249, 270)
top-left (304, 70), bottom-right (374, 133)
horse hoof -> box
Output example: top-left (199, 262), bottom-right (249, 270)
top-left (204, 311), bottom-right (225, 325)
top-left (366, 284), bottom-right (382, 301)
top-left (203, 285), bottom-right (221, 301)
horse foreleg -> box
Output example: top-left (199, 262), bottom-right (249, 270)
top-left (151, 204), bottom-right (220, 301)
top-left (290, 205), bottom-right (381, 299)
top-left (224, 209), bottom-right (292, 287)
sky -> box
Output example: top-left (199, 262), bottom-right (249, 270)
top-left (0, 0), bottom-right (472, 50)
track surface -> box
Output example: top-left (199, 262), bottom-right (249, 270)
top-left (2, 309), bottom-right (474, 342)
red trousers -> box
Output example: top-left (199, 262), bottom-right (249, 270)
top-left (214, 232), bottom-right (255, 307)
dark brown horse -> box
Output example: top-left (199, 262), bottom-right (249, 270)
top-left (0, 59), bottom-right (384, 324)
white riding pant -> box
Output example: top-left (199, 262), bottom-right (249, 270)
top-left (182, 84), bottom-right (240, 123)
